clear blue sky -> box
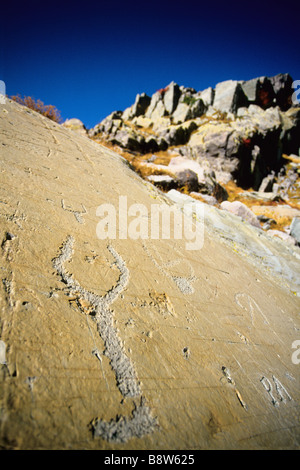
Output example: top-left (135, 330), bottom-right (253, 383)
top-left (1, 0), bottom-right (300, 129)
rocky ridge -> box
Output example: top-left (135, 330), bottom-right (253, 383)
top-left (66, 73), bottom-right (300, 247)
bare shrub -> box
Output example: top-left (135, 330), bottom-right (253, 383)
top-left (11, 95), bottom-right (62, 123)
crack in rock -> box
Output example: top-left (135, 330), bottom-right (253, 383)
top-left (61, 199), bottom-right (87, 224)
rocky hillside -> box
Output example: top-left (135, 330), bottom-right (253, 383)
top-left (1, 98), bottom-right (300, 449)
top-left (66, 73), bottom-right (300, 247)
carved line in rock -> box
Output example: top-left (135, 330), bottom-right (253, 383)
top-left (52, 236), bottom-right (158, 443)
top-left (61, 199), bottom-right (87, 224)
top-left (221, 366), bottom-right (248, 411)
top-left (260, 375), bottom-right (292, 407)
top-left (234, 292), bottom-right (270, 327)
top-left (142, 242), bottom-right (197, 294)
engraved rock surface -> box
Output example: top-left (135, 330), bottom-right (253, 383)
top-left (0, 99), bottom-right (299, 450)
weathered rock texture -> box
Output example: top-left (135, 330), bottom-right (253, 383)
top-left (0, 100), bottom-right (299, 450)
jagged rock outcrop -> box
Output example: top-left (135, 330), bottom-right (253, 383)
top-left (212, 80), bottom-right (248, 113)
top-left (89, 73), bottom-right (299, 191)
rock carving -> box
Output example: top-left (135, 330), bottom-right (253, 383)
top-left (52, 236), bottom-right (158, 442)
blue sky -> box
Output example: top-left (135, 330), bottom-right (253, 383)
top-left (1, 0), bottom-right (300, 129)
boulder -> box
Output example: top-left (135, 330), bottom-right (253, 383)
top-left (213, 80), bottom-right (248, 113)
top-left (269, 73), bottom-right (294, 111)
top-left (147, 168), bottom-right (199, 193)
top-left (163, 81), bottom-right (181, 115)
top-left (203, 128), bottom-right (235, 157)
top-left (144, 136), bottom-right (160, 153)
top-left (147, 174), bottom-right (175, 190)
top-left (127, 92), bottom-right (151, 119)
top-left (258, 173), bottom-right (276, 192)
top-left (131, 116), bottom-right (153, 129)
top-left (172, 102), bottom-right (191, 124)
top-left (189, 98), bottom-right (206, 119)
top-left (145, 91), bottom-right (165, 119)
top-left (167, 156), bottom-right (227, 199)
top-left (175, 169), bottom-right (199, 192)
top-left (220, 200), bottom-right (261, 228)
top-left (111, 129), bottom-right (144, 152)
top-left (168, 156), bottom-right (206, 182)
top-left (276, 168), bottom-right (298, 197)
top-left (241, 76), bottom-right (275, 109)
top-left (240, 77), bottom-right (262, 104)
top-left (212, 180), bottom-right (229, 202)
top-left (172, 97), bottom-right (205, 124)
top-left (266, 229), bottom-right (296, 245)
top-left (62, 118), bottom-right (87, 136)
top-left (159, 121), bottom-right (198, 147)
top-left (150, 99), bottom-right (166, 120)
top-left (257, 214), bottom-right (277, 230)
top-left (234, 106), bottom-right (283, 189)
top-left (200, 87), bottom-right (215, 106)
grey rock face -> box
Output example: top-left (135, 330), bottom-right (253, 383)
top-left (159, 121), bottom-right (198, 147)
top-left (240, 77), bottom-right (261, 103)
top-left (172, 97), bottom-right (205, 124)
top-left (240, 74), bottom-right (293, 111)
top-left (200, 87), bottom-right (215, 106)
top-left (131, 93), bottom-right (151, 118)
top-left (259, 173), bottom-right (276, 192)
top-left (172, 102), bottom-right (191, 124)
top-left (175, 169), bottom-right (199, 192)
top-left (88, 73), bottom-right (299, 192)
top-left (163, 81), bottom-right (181, 115)
top-left (270, 73), bottom-right (293, 111)
top-left (213, 80), bottom-right (248, 113)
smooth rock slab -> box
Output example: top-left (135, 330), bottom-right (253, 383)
top-left (0, 100), bottom-right (299, 450)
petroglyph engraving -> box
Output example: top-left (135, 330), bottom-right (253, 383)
top-left (61, 199), bottom-right (87, 224)
top-left (260, 375), bottom-right (292, 407)
top-left (1, 232), bottom-right (16, 263)
top-left (92, 397), bottom-right (156, 443)
top-left (142, 242), bottom-right (196, 294)
top-left (2, 274), bottom-right (14, 309)
top-left (52, 236), bottom-right (158, 442)
top-left (235, 292), bottom-right (269, 326)
top-left (221, 366), bottom-right (248, 411)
